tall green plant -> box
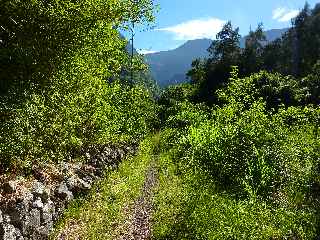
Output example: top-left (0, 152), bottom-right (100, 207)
top-left (0, 0), bottom-right (158, 173)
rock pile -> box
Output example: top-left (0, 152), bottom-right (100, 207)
top-left (0, 145), bottom-right (135, 240)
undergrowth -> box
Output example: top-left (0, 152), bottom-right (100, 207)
top-left (152, 135), bottom-right (319, 239)
top-left (153, 70), bottom-right (320, 239)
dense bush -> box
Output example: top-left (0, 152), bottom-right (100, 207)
top-left (159, 84), bottom-right (209, 129)
top-left (155, 99), bottom-right (319, 239)
top-left (170, 71), bottom-right (319, 203)
top-left (218, 67), bottom-right (320, 110)
top-left (217, 68), bottom-right (302, 110)
top-left (0, 0), bottom-right (157, 173)
top-left (0, 82), bottom-right (157, 171)
top-left (299, 61), bottom-right (320, 105)
top-left (182, 103), bottom-right (319, 200)
top-left (155, 69), bottom-right (320, 239)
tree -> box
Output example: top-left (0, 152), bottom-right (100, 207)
top-left (187, 58), bottom-right (206, 85)
top-left (0, 0), bottom-right (158, 172)
top-left (196, 21), bottom-right (241, 104)
top-left (291, 2), bottom-right (311, 76)
top-left (299, 61), bottom-right (320, 105)
top-left (0, 0), bottom-right (156, 96)
top-left (240, 23), bottom-right (266, 75)
top-left (262, 38), bottom-right (284, 73)
top-left (208, 21), bottom-right (241, 65)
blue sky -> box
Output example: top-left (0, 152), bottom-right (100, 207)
top-left (127, 0), bottom-right (319, 53)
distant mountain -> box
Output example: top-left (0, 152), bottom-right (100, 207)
top-left (145, 28), bottom-right (288, 87)
top-left (145, 39), bottom-right (212, 87)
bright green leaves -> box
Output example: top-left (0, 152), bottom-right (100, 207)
top-left (217, 70), bottom-right (303, 110)
top-left (179, 97), bottom-right (319, 203)
top-left (120, 0), bottom-right (158, 27)
top-left (160, 70), bottom-right (319, 206)
top-left (0, 0), bottom-right (158, 172)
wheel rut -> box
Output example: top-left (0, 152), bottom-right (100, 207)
top-left (119, 160), bottom-right (158, 240)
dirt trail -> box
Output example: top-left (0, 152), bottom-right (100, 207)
top-left (119, 160), bottom-right (158, 240)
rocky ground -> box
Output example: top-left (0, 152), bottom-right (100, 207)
top-left (119, 160), bottom-right (158, 240)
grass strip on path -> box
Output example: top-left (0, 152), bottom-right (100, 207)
top-left (51, 135), bottom-right (159, 240)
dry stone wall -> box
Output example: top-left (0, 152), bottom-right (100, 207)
top-left (0, 145), bottom-right (135, 240)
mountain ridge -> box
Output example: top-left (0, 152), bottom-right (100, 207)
top-left (145, 28), bottom-right (288, 87)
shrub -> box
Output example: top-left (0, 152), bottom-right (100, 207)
top-left (181, 86), bottom-right (319, 202)
top-left (217, 69), bottom-right (303, 110)
top-left (0, 0), bottom-right (157, 173)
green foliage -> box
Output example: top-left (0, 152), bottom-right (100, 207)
top-left (208, 21), bottom-right (241, 65)
top-left (186, 58), bottom-right (206, 85)
top-left (164, 101), bottom-right (209, 130)
top-left (182, 102), bottom-right (319, 199)
top-left (217, 67), bottom-right (319, 109)
top-left (153, 132), bottom-right (318, 240)
top-left (187, 3), bottom-right (320, 106)
top-left (189, 21), bottom-right (241, 104)
top-left (176, 70), bottom-right (320, 200)
top-left (1, 0), bottom-right (123, 93)
top-left (0, 75), bottom-right (157, 172)
top-left (241, 23), bottom-right (267, 75)
top-left (159, 84), bottom-right (209, 130)
top-left (217, 69), bottom-right (302, 110)
top-left (299, 61), bottom-right (320, 105)
top-left (159, 84), bottom-right (197, 104)
top-left (156, 66), bottom-right (320, 238)
top-left (0, 0), bottom-right (158, 173)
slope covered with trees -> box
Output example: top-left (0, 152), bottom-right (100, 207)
top-left (187, 3), bottom-right (320, 105)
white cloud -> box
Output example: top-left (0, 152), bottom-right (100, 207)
top-left (138, 49), bottom-right (158, 55)
top-left (278, 10), bottom-right (300, 22)
top-left (272, 8), bottom-right (287, 20)
top-left (272, 7), bottom-right (299, 22)
top-left (156, 18), bottom-right (226, 41)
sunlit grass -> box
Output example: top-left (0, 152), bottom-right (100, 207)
top-left (51, 136), bottom-right (158, 239)
top-left (152, 148), bottom-right (318, 240)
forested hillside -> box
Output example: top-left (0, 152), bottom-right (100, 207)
top-left (0, 1), bottom-right (319, 240)
top-left (145, 28), bottom-right (287, 87)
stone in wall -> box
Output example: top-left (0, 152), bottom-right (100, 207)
top-left (0, 144), bottom-right (135, 240)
